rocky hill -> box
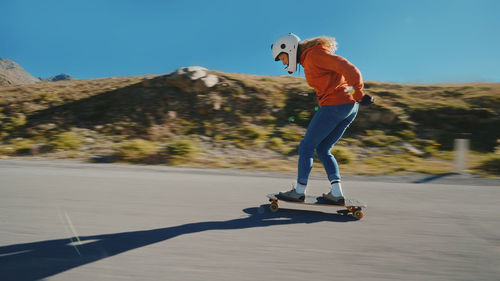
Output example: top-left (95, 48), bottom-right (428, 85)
top-left (0, 58), bottom-right (40, 86)
top-left (1, 66), bottom-right (499, 175)
top-left (39, 73), bottom-right (74, 82)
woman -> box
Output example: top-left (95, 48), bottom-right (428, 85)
top-left (271, 33), bottom-right (374, 204)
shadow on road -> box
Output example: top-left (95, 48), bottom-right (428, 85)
top-left (412, 173), bottom-right (457, 184)
top-left (0, 205), bottom-right (355, 281)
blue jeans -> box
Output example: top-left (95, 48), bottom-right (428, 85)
top-left (297, 103), bottom-right (358, 185)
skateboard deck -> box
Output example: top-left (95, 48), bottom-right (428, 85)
top-left (266, 193), bottom-right (367, 219)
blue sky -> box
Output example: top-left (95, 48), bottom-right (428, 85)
top-left (1, 0), bottom-right (499, 83)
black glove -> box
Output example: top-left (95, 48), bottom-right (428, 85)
top-left (359, 94), bottom-right (375, 106)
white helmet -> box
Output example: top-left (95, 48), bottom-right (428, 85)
top-left (271, 33), bottom-right (301, 74)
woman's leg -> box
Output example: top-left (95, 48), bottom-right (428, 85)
top-left (316, 104), bottom-right (358, 182)
top-left (297, 104), bottom-right (357, 186)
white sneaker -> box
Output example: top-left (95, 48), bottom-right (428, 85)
top-left (322, 192), bottom-right (345, 205)
top-left (278, 189), bottom-right (305, 202)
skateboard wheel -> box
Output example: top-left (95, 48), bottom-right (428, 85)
top-left (352, 210), bottom-right (364, 220)
top-left (269, 202), bottom-right (279, 213)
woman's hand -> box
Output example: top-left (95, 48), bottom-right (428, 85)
top-left (359, 94), bottom-right (375, 106)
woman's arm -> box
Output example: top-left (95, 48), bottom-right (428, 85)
top-left (309, 48), bottom-right (365, 101)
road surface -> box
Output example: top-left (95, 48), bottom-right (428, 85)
top-left (1, 160), bottom-right (499, 281)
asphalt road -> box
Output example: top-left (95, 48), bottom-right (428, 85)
top-left (1, 160), bottom-right (499, 281)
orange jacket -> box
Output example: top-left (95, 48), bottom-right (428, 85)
top-left (300, 44), bottom-right (364, 106)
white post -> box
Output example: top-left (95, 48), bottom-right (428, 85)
top-left (454, 139), bottom-right (469, 174)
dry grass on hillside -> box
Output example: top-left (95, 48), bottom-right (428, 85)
top-left (1, 72), bottom-right (499, 176)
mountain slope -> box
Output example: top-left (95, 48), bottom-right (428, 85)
top-left (0, 58), bottom-right (40, 86)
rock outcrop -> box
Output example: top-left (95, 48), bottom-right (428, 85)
top-left (0, 58), bottom-right (40, 86)
top-left (146, 66), bottom-right (219, 93)
top-left (40, 73), bottom-right (74, 82)
top-left (142, 66), bottom-right (222, 115)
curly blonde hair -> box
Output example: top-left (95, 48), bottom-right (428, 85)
top-left (298, 36), bottom-right (338, 57)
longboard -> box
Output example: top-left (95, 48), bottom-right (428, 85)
top-left (266, 193), bottom-right (367, 219)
